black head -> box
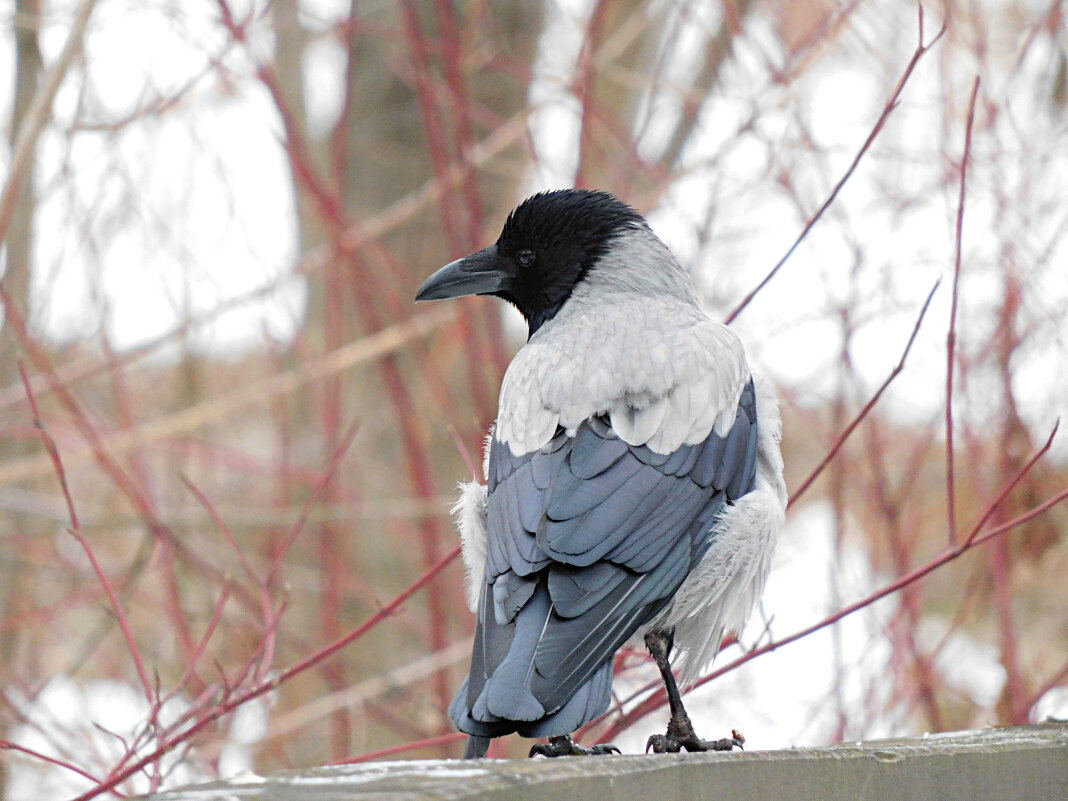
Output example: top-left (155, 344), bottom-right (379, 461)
top-left (415, 189), bottom-right (645, 337)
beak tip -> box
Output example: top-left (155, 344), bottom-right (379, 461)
top-left (414, 250), bottom-right (508, 303)
top-left (414, 282), bottom-right (449, 302)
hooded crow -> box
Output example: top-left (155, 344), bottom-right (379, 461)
top-left (416, 189), bottom-right (786, 758)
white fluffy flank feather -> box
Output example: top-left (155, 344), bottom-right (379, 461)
top-left (644, 370), bottom-right (787, 686)
top-left (452, 480), bottom-right (488, 612)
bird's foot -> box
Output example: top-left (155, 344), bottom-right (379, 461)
top-left (646, 725), bottom-right (745, 754)
top-left (641, 630), bottom-right (746, 754)
top-left (529, 734), bottom-right (621, 758)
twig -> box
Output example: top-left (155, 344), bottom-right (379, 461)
top-left (0, 306), bottom-right (454, 487)
top-left (0, 740), bottom-right (118, 795)
top-left (212, 639), bottom-right (471, 753)
top-left (164, 582), bottom-right (232, 705)
top-left (18, 363), bottom-right (154, 703)
top-left (0, 288), bottom-right (261, 617)
top-left (182, 477), bottom-right (261, 585)
top-left (725, 5), bottom-right (945, 324)
top-left (946, 76), bottom-right (981, 547)
top-left (0, 0), bottom-right (99, 246)
top-left (963, 420), bottom-right (1059, 548)
top-left (265, 416), bottom-right (362, 586)
top-left (69, 545), bottom-right (461, 801)
top-left (790, 280), bottom-right (940, 507)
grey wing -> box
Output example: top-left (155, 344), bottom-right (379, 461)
top-left (451, 378), bottom-right (759, 739)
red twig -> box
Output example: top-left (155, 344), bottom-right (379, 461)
top-left (340, 268), bottom-right (457, 721)
top-left (432, 0), bottom-right (482, 251)
top-left (264, 416), bottom-right (362, 587)
top-left (182, 476), bottom-right (261, 586)
top-left (18, 363), bottom-right (154, 703)
top-left (0, 740), bottom-right (119, 796)
top-left (400, 0), bottom-right (496, 424)
top-left (69, 546), bottom-right (461, 801)
top-left (726, 5), bottom-right (945, 324)
top-left (790, 280), bottom-right (940, 507)
top-left (182, 474), bottom-right (285, 685)
top-left (946, 75), bottom-right (981, 547)
top-left (164, 582), bottom-right (232, 706)
top-left (448, 425), bottom-right (481, 481)
top-left (1027, 658), bottom-right (1068, 715)
top-left (0, 285), bottom-right (262, 616)
top-left (963, 420), bottom-right (1060, 548)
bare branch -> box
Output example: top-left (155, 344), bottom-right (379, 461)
top-left (726, 6), bottom-right (946, 324)
top-left (946, 76), bottom-right (982, 547)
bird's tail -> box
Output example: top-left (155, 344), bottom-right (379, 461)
top-left (464, 735), bottom-right (491, 759)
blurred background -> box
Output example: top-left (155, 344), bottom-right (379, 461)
top-left (1, 0), bottom-right (1066, 797)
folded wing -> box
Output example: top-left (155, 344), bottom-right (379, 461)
top-left (451, 378), bottom-right (759, 739)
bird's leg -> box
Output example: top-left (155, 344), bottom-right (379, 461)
top-left (529, 733), bottom-right (621, 758)
top-left (644, 629), bottom-right (745, 754)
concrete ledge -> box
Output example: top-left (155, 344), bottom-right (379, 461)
top-left (143, 721), bottom-right (1068, 801)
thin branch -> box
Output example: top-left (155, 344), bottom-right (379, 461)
top-left (725, 5), bottom-right (945, 324)
top-left (164, 582), bottom-right (232, 705)
top-left (224, 639), bottom-right (470, 753)
top-left (963, 419), bottom-right (1059, 548)
top-left (790, 279), bottom-right (940, 507)
top-left (946, 75), bottom-right (981, 547)
top-left (0, 306), bottom-right (454, 487)
top-left (18, 363), bottom-right (154, 703)
top-left (69, 545), bottom-right (461, 801)
top-left (265, 416), bottom-right (362, 587)
top-left (0, 289), bottom-right (263, 616)
top-left (0, 0), bottom-right (99, 246)
top-left (181, 477), bottom-right (261, 586)
top-left (0, 740), bottom-right (118, 795)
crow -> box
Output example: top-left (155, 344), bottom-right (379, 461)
top-left (416, 189), bottom-right (786, 758)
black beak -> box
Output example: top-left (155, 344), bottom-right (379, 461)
top-left (415, 247), bottom-right (512, 301)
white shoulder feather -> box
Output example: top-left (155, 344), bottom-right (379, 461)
top-left (497, 301), bottom-right (749, 456)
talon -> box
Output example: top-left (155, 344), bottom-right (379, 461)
top-left (528, 734), bottom-right (619, 758)
top-left (588, 743), bottom-right (621, 756)
top-left (646, 733), bottom-right (678, 753)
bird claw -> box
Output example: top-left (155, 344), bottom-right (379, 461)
top-left (529, 734), bottom-right (620, 758)
top-left (645, 734), bottom-right (671, 753)
top-left (588, 743), bottom-right (622, 755)
top-left (646, 729), bottom-right (745, 754)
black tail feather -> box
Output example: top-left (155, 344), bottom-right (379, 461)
top-left (465, 735), bottom-right (491, 759)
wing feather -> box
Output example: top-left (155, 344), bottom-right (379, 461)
top-left (451, 379), bottom-right (760, 739)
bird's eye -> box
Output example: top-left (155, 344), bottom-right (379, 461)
top-left (517, 249), bottom-right (535, 267)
